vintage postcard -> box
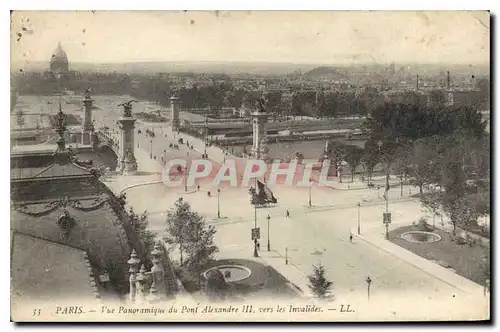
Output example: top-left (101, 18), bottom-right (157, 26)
top-left (10, 10), bottom-right (490, 322)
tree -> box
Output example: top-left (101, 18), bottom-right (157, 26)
top-left (392, 144), bottom-right (412, 197)
top-left (481, 244), bottom-right (490, 286)
top-left (361, 141), bottom-right (379, 185)
top-left (442, 195), bottom-right (478, 235)
top-left (408, 138), bottom-right (440, 196)
top-left (307, 263), bottom-right (333, 299)
top-left (420, 191), bottom-right (442, 228)
top-left (127, 208), bottom-right (157, 264)
top-left (164, 198), bottom-right (218, 270)
top-left (164, 198), bottom-right (197, 266)
top-left (185, 220), bottom-right (218, 274)
top-left (343, 145), bottom-right (364, 182)
top-left (325, 142), bottom-right (347, 183)
top-left (363, 102), bottom-right (485, 143)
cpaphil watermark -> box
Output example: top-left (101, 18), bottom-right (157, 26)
top-left (162, 158), bottom-right (337, 188)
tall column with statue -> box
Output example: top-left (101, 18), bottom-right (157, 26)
top-left (117, 100), bottom-right (138, 175)
top-left (170, 94), bottom-right (180, 133)
top-left (322, 140), bottom-right (337, 178)
top-left (82, 88), bottom-right (95, 145)
top-left (251, 93), bottom-right (269, 160)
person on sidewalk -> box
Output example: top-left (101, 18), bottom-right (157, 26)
top-left (197, 185), bottom-right (200, 192)
top-left (286, 210), bottom-right (290, 218)
top-left (349, 231), bottom-right (353, 243)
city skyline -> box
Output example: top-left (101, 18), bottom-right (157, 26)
top-left (11, 11), bottom-right (490, 66)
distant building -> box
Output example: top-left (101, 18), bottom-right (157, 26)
top-left (50, 42), bottom-right (69, 73)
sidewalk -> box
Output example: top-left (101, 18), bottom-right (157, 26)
top-left (102, 142), bottom-right (164, 196)
top-left (256, 249), bottom-right (312, 298)
top-left (353, 230), bottom-right (485, 297)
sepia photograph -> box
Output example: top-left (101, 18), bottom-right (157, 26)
top-left (8, 9), bottom-right (491, 322)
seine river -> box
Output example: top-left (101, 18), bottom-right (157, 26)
top-left (13, 94), bottom-right (365, 160)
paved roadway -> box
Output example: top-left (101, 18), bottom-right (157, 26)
top-left (122, 173), bottom-right (464, 302)
top-left (89, 95), bottom-right (475, 303)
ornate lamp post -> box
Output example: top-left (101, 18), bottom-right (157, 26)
top-left (253, 177), bottom-right (259, 258)
top-left (366, 276), bottom-right (372, 300)
top-left (378, 140), bottom-right (390, 240)
top-left (267, 214), bottom-right (271, 251)
top-left (150, 139), bottom-right (153, 159)
top-left (308, 179), bottom-right (312, 208)
top-left (217, 188), bottom-right (221, 219)
top-left (127, 249), bottom-right (141, 303)
top-left (52, 103), bottom-right (68, 151)
top-left (204, 116), bottom-right (208, 156)
top-left (357, 202), bottom-right (361, 235)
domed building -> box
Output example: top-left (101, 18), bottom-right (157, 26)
top-left (50, 42), bottom-right (69, 73)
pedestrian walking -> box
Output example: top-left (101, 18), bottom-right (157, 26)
top-left (197, 185), bottom-right (200, 192)
top-left (257, 241), bottom-right (261, 251)
top-left (349, 232), bottom-right (353, 243)
top-left (286, 210), bottom-right (290, 218)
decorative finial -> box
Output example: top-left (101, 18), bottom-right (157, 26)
top-left (256, 93), bottom-right (268, 113)
top-left (127, 249), bottom-right (141, 269)
top-left (117, 100), bottom-right (137, 117)
top-left (51, 104), bottom-right (68, 152)
top-left (84, 88), bottom-right (92, 100)
top-left (57, 210), bottom-right (76, 236)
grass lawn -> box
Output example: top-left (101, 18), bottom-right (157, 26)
top-left (389, 225), bottom-right (489, 286)
top-left (177, 258), bottom-right (299, 300)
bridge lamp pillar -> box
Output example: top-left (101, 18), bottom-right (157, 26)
top-left (118, 112), bottom-right (138, 175)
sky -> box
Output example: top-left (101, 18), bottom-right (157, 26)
top-left (10, 11), bottom-right (490, 65)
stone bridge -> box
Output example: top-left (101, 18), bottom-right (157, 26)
top-left (95, 130), bottom-right (121, 161)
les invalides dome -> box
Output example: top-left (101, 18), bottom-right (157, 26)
top-left (50, 42), bottom-right (69, 73)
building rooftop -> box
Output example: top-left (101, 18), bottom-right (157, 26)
top-left (11, 232), bottom-right (99, 303)
top-left (11, 196), bottom-right (131, 274)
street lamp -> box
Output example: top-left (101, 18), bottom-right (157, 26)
top-left (285, 247), bottom-right (288, 265)
top-left (217, 188), bottom-right (221, 219)
top-left (184, 166), bottom-right (188, 192)
top-left (267, 214), bottom-right (271, 251)
top-left (357, 202), bottom-right (361, 235)
top-left (204, 116), bottom-right (208, 156)
top-left (253, 177), bottom-right (259, 258)
top-left (308, 179), bottom-right (312, 208)
top-left (378, 140), bottom-right (390, 240)
top-left (150, 139), bottom-right (153, 159)
top-left (366, 276), bottom-right (372, 300)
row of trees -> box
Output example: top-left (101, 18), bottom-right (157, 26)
top-left (321, 101), bottom-right (489, 236)
top-left (130, 78), bottom-right (422, 118)
top-left (362, 102), bottom-right (489, 235)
